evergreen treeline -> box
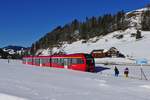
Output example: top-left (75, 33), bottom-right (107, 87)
top-left (0, 49), bottom-right (10, 59)
top-left (30, 10), bottom-right (129, 55)
top-left (0, 48), bottom-right (24, 59)
top-left (141, 5), bottom-right (150, 31)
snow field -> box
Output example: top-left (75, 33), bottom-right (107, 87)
top-left (0, 59), bottom-right (150, 100)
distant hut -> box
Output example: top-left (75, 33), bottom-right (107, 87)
top-left (91, 49), bottom-right (107, 58)
top-left (91, 47), bottom-right (125, 58)
top-left (106, 47), bottom-right (125, 58)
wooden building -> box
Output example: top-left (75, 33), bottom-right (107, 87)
top-left (91, 47), bottom-right (125, 58)
top-left (91, 49), bottom-right (106, 58)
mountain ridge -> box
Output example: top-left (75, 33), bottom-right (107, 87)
top-left (2, 45), bottom-right (28, 55)
top-left (2, 45), bottom-right (27, 51)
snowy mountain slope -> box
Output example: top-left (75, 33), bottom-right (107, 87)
top-left (38, 8), bottom-right (150, 63)
top-left (40, 28), bottom-right (150, 62)
top-left (125, 8), bottom-right (148, 28)
top-left (0, 59), bottom-right (150, 100)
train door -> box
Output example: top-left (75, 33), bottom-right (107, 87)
top-left (25, 58), bottom-right (28, 64)
top-left (64, 58), bottom-right (68, 69)
top-left (85, 54), bottom-right (95, 72)
top-left (86, 59), bottom-right (91, 72)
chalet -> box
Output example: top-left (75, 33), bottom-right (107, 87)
top-left (91, 49), bottom-right (107, 58)
top-left (106, 47), bottom-right (118, 57)
top-left (106, 47), bottom-right (125, 58)
top-left (91, 47), bottom-right (125, 58)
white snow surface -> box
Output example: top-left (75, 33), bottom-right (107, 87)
top-left (0, 59), bottom-right (150, 100)
top-left (0, 93), bottom-right (27, 100)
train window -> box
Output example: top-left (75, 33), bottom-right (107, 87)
top-left (78, 58), bottom-right (84, 64)
top-left (57, 58), bottom-right (64, 65)
top-left (70, 58), bottom-right (84, 64)
top-left (51, 58), bottom-right (54, 63)
top-left (23, 59), bottom-right (26, 63)
top-left (86, 58), bottom-right (94, 64)
top-left (51, 58), bottom-right (84, 65)
top-left (53, 58), bottom-right (56, 63)
top-left (41, 59), bottom-right (44, 64)
top-left (33, 58), bottom-right (35, 63)
top-left (52, 58), bottom-right (58, 63)
top-left (46, 58), bottom-right (50, 63)
top-left (60, 58), bottom-right (64, 64)
top-left (26, 59), bottom-right (28, 62)
top-left (41, 58), bottom-right (49, 64)
top-left (27, 58), bottom-right (32, 62)
top-left (35, 59), bottom-right (40, 64)
top-left (57, 58), bottom-right (60, 64)
top-left (67, 58), bottom-right (71, 65)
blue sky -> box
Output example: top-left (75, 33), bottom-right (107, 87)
top-left (0, 0), bottom-right (150, 47)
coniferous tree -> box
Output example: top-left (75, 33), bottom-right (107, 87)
top-left (80, 22), bottom-right (88, 40)
top-left (136, 30), bottom-right (142, 39)
top-left (71, 19), bottom-right (80, 32)
top-left (31, 10), bottom-right (130, 53)
top-left (141, 9), bottom-right (150, 30)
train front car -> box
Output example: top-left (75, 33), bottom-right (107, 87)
top-left (50, 53), bottom-right (95, 72)
top-left (22, 53), bottom-right (95, 72)
top-left (66, 54), bottom-right (87, 72)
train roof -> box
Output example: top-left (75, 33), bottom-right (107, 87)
top-left (23, 53), bottom-right (92, 58)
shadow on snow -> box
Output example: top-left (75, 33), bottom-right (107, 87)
top-left (95, 66), bottom-right (110, 73)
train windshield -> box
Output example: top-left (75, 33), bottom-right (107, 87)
top-left (84, 54), bottom-right (94, 63)
top-left (84, 54), bottom-right (95, 72)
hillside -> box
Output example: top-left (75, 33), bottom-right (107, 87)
top-left (38, 28), bottom-right (150, 61)
top-left (30, 10), bottom-right (128, 54)
top-left (30, 7), bottom-right (150, 63)
top-left (2, 45), bottom-right (27, 55)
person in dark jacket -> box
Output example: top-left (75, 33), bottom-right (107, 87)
top-left (124, 67), bottom-right (129, 78)
top-left (114, 66), bottom-right (119, 77)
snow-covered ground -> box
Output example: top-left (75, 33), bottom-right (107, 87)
top-left (0, 59), bottom-right (150, 100)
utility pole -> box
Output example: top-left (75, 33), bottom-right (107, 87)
top-left (7, 55), bottom-right (11, 63)
top-left (140, 64), bottom-right (148, 80)
top-left (136, 58), bottom-right (148, 80)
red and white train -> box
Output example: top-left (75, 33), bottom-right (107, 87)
top-left (22, 53), bottom-right (95, 72)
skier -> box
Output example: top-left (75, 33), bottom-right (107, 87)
top-left (114, 66), bottom-right (119, 77)
top-left (124, 67), bottom-right (129, 78)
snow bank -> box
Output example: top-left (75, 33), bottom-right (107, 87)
top-left (0, 93), bottom-right (27, 100)
top-left (140, 85), bottom-right (150, 89)
top-left (95, 58), bottom-right (135, 64)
